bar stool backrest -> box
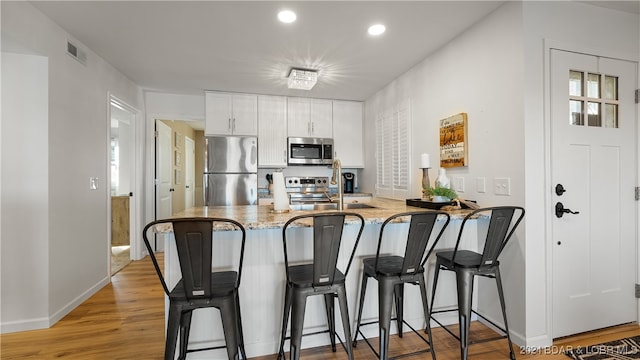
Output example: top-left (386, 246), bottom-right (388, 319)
top-left (453, 206), bottom-right (525, 269)
top-left (283, 212), bottom-right (365, 288)
top-left (377, 211), bottom-right (450, 274)
top-left (143, 217), bottom-right (246, 300)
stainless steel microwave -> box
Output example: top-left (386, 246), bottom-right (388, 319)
top-left (287, 137), bottom-right (333, 166)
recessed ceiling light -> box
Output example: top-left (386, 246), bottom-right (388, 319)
top-left (278, 10), bottom-right (296, 23)
top-left (368, 24), bottom-right (386, 36)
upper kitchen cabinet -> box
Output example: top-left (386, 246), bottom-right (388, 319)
top-left (258, 95), bottom-right (287, 167)
top-left (332, 100), bottom-right (364, 168)
top-left (205, 91), bottom-right (258, 136)
top-left (287, 97), bottom-right (333, 138)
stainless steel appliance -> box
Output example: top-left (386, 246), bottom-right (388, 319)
top-left (285, 176), bottom-right (331, 204)
top-left (287, 137), bottom-right (333, 166)
top-left (204, 136), bottom-right (257, 206)
top-left (343, 172), bottom-right (355, 193)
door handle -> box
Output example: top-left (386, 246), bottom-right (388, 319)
top-left (555, 202), bottom-right (579, 218)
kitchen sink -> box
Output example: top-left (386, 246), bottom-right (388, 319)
top-left (289, 203), bottom-right (376, 211)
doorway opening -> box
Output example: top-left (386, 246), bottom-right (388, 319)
top-left (109, 96), bottom-right (138, 276)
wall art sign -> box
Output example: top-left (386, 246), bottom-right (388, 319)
top-left (439, 112), bottom-right (468, 168)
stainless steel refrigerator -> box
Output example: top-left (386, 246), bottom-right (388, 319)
top-left (204, 136), bottom-right (257, 206)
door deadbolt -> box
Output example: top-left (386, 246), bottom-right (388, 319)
top-left (555, 184), bottom-right (566, 196)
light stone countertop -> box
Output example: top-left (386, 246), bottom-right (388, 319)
top-left (152, 197), bottom-right (473, 233)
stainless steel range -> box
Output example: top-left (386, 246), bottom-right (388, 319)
top-left (285, 176), bottom-right (332, 204)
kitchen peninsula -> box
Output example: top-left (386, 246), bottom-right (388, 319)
top-left (155, 198), bottom-right (479, 358)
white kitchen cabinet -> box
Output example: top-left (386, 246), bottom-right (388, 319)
top-left (287, 97), bottom-right (333, 138)
top-left (332, 100), bottom-right (364, 167)
top-left (205, 91), bottom-right (258, 136)
top-left (257, 95), bottom-right (287, 167)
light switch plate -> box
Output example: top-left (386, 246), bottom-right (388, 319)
top-left (453, 176), bottom-right (465, 192)
top-left (476, 177), bottom-right (486, 193)
top-left (494, 177), bottom-right (511, 196)
top-left (89, 177), bottom-right (98, 190)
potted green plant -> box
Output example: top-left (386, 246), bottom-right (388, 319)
top-left (423, 186), bottom-right (458, 202)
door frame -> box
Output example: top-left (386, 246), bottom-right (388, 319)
top-left (543, 39), bottom-right (639, 341)
top-left (106, 93), bottom-right (143, 265)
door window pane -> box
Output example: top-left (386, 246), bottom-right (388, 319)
top-left (604, 104), bottom-right (618, 128)
top-left (570, 100), bottom-right (583, 125)
top-left (569, 71), bottom-right (583, 96)
top-left (603, 76), bottom-right (618, 100)
top-left (587, 102), bottom-right (601, 127)
top-left (587, 73), bottom-right (600, 98)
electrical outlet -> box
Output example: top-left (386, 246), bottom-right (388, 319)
top-left (453, 177), bottom-right (465, 192)
top-left (494, 177), bottom-right (511, 196)
top-left (476, 177), bottom-right (486, 193)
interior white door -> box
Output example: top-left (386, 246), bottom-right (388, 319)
top-left (156, 120), bottom-right (172, 221)
top-left (551, 49), bottom-right (637, 337)
top-left (184, 136), bottom-right (195, 210)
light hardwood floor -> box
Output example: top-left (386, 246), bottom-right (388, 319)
top-left (2, 254), bottom-right (639, 359)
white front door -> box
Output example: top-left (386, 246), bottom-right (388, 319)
top-left (551, 49), bottom-right (637, 337)
top-left (184, 136), bottom-right (195, 210)
top-left (156, 120), bottom-right (173, 221)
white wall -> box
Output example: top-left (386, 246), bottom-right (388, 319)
top-left (1, 2), bottom-right (143, 332)
top-left (362, 0), bottom-right (527, 341)
top-left (1, 52), bottom-right (50, 332)
top-left (522, 1), bottom-right (639, 347)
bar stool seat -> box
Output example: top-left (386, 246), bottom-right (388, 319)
top-left (287, 264), bottom-right (346, 288)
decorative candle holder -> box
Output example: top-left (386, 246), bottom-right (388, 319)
top-left (421, 167), bottom-right (432, 198)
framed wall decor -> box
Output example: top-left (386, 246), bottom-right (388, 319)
top-left (439, 112), bottom-right (468, 168)
top-left (174, 131), bottom-right (182, 149)
top-left (175, 169), bottom-right (182, 184)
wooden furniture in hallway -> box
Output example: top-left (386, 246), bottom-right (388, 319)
top-left (111, 195), bottom-right (130, 246)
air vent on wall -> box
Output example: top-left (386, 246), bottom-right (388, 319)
top-left (66, 39), bottom-right (86, 65)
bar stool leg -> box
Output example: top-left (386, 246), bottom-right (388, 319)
top-left (235, 291), bottom-right (247, 360)
top-left (179, 310), bottom-right (193, 360)
top-left (494, 268), bottom-right (516, 360)
top-left (456, 269), bottom-right (475, 360)
top-left (394, 284), bottom-right (404, 338)
top-left (219, 298), bottom-right (240, 360)
top-left (290, 291), bottom-right (308, 360)
top-left (324, 293), bottom-right (337, 352)
top-left (378, 277), bottom-right (395, 360)
top-left (166, 303), bottom-right (181, 360)
top-left (353, 271), bottom-right (369, 345)
top-left (336, 285), bottom-right (355, 360)
top-left (277, 284), bottom-right (292, 360)
top-left (418, 276), bottom-right (436, 360)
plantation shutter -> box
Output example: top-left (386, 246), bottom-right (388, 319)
top-left (376, 99), bottom-right (412, 199)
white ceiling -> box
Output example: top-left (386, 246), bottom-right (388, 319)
top-left (31, 1), bottom-right (508, 101)
top-left (30, 1), bottom-right (639, 102)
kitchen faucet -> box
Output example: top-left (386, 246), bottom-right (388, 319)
top-left (330, 158), bottom-right (344, 210)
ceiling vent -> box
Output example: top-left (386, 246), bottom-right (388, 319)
top-left (66, 40), bottom-right (86, 65)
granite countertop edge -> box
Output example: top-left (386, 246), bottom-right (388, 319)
top-left (151, 197), bottom-right (476, 233)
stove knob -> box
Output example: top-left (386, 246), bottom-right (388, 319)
top-left (323, 179), bottom-right (327, 183)
top-left (288, 179), bottom-right (292, 184)
top-left (294, 179), bottom-right (299, 184)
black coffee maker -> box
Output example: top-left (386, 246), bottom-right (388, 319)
top-left (343, 172), bottom-right (355, 193)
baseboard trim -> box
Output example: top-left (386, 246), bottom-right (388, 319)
top-left (1, 276), bottom-right (110, 334)
top-left (49, 276), bottom-right (110, 325)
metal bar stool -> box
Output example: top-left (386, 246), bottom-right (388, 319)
top-left (143, 217), bottom-right (247, 360)
top-left (429, 206), bottom-right (525, 360)
top-left (277, 212), bottom-right (365, 360)
top-left (353, 210), bottom-right (450, 360)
